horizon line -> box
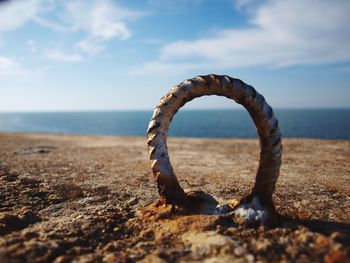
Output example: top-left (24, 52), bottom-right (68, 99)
top-left (0, 107), bottom-right (349, 114)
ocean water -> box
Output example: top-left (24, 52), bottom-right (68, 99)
top-left (0, 109), bottom-right (349, 140)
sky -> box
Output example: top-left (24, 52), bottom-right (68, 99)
top-left (0, 0), bottom-right (349, 112)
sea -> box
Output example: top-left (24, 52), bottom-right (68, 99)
top-left (0, 109), bottom-right (349, 140)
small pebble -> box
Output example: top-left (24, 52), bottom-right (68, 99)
top-left (245, 254), bottom-right (254, 263)
top-left (127, 197), bottom-right (138, 206)
top-left (234, 246), bottom-right (245, 257)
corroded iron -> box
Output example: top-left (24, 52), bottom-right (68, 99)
top-left (147, 74), bottom-right (282, 224)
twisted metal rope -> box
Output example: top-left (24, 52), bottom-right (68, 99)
top-left (147, 74), bottom-right (282, 213)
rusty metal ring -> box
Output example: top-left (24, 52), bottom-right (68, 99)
top-left (147, 75), bottom-right (282, 224)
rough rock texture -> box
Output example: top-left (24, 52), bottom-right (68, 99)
top-left (0, 132), bottom-right (349, 262)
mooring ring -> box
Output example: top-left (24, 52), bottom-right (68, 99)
top-left (147, 75), bottom-right (282, 219)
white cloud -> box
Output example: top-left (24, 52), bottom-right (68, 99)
top-left (0, 57), bottom-right (30, 76)
top-left (44, 50), bottom-right (82, 62)
top-left (133, 0), bottom-right (350, 75)
top-left (0, 0), bottom-right (142, 56)
top-left (0, 0), bottom-right (42, 31)
top-left (66, 0), bottom-right (133, 40)
top-left (64, 0), bottom-right (141, 54)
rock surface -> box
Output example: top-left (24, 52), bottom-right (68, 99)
top-left (0, 132), bottom-right (349, 262)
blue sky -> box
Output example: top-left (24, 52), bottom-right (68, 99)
top-left (0, 0), bottom-right (349, 111)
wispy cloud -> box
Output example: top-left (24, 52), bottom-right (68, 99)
top-left (26, 39), bottom-right (37, 53)
top-left (234, 0), bottom-right (261, 10)
top-left (130, 61), bottom-right (188, 76)
top-left (76, 38), bottom-right (105, 55)
top-left (44, 50), bottom-right (82, 62)
top-left (33, 16), bottom-right (75, 33)
top-left (0, 57), bottom-right (31, 76)
top-left (132, 0), bottom-right (350, 75)
top-left (0, 0), bottom-right (143, 57)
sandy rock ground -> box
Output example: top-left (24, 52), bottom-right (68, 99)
top-left (0, 132), bottom-right (349, 262)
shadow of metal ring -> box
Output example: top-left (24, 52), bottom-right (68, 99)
top-left (147, 74), bottom-right (282, 225)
